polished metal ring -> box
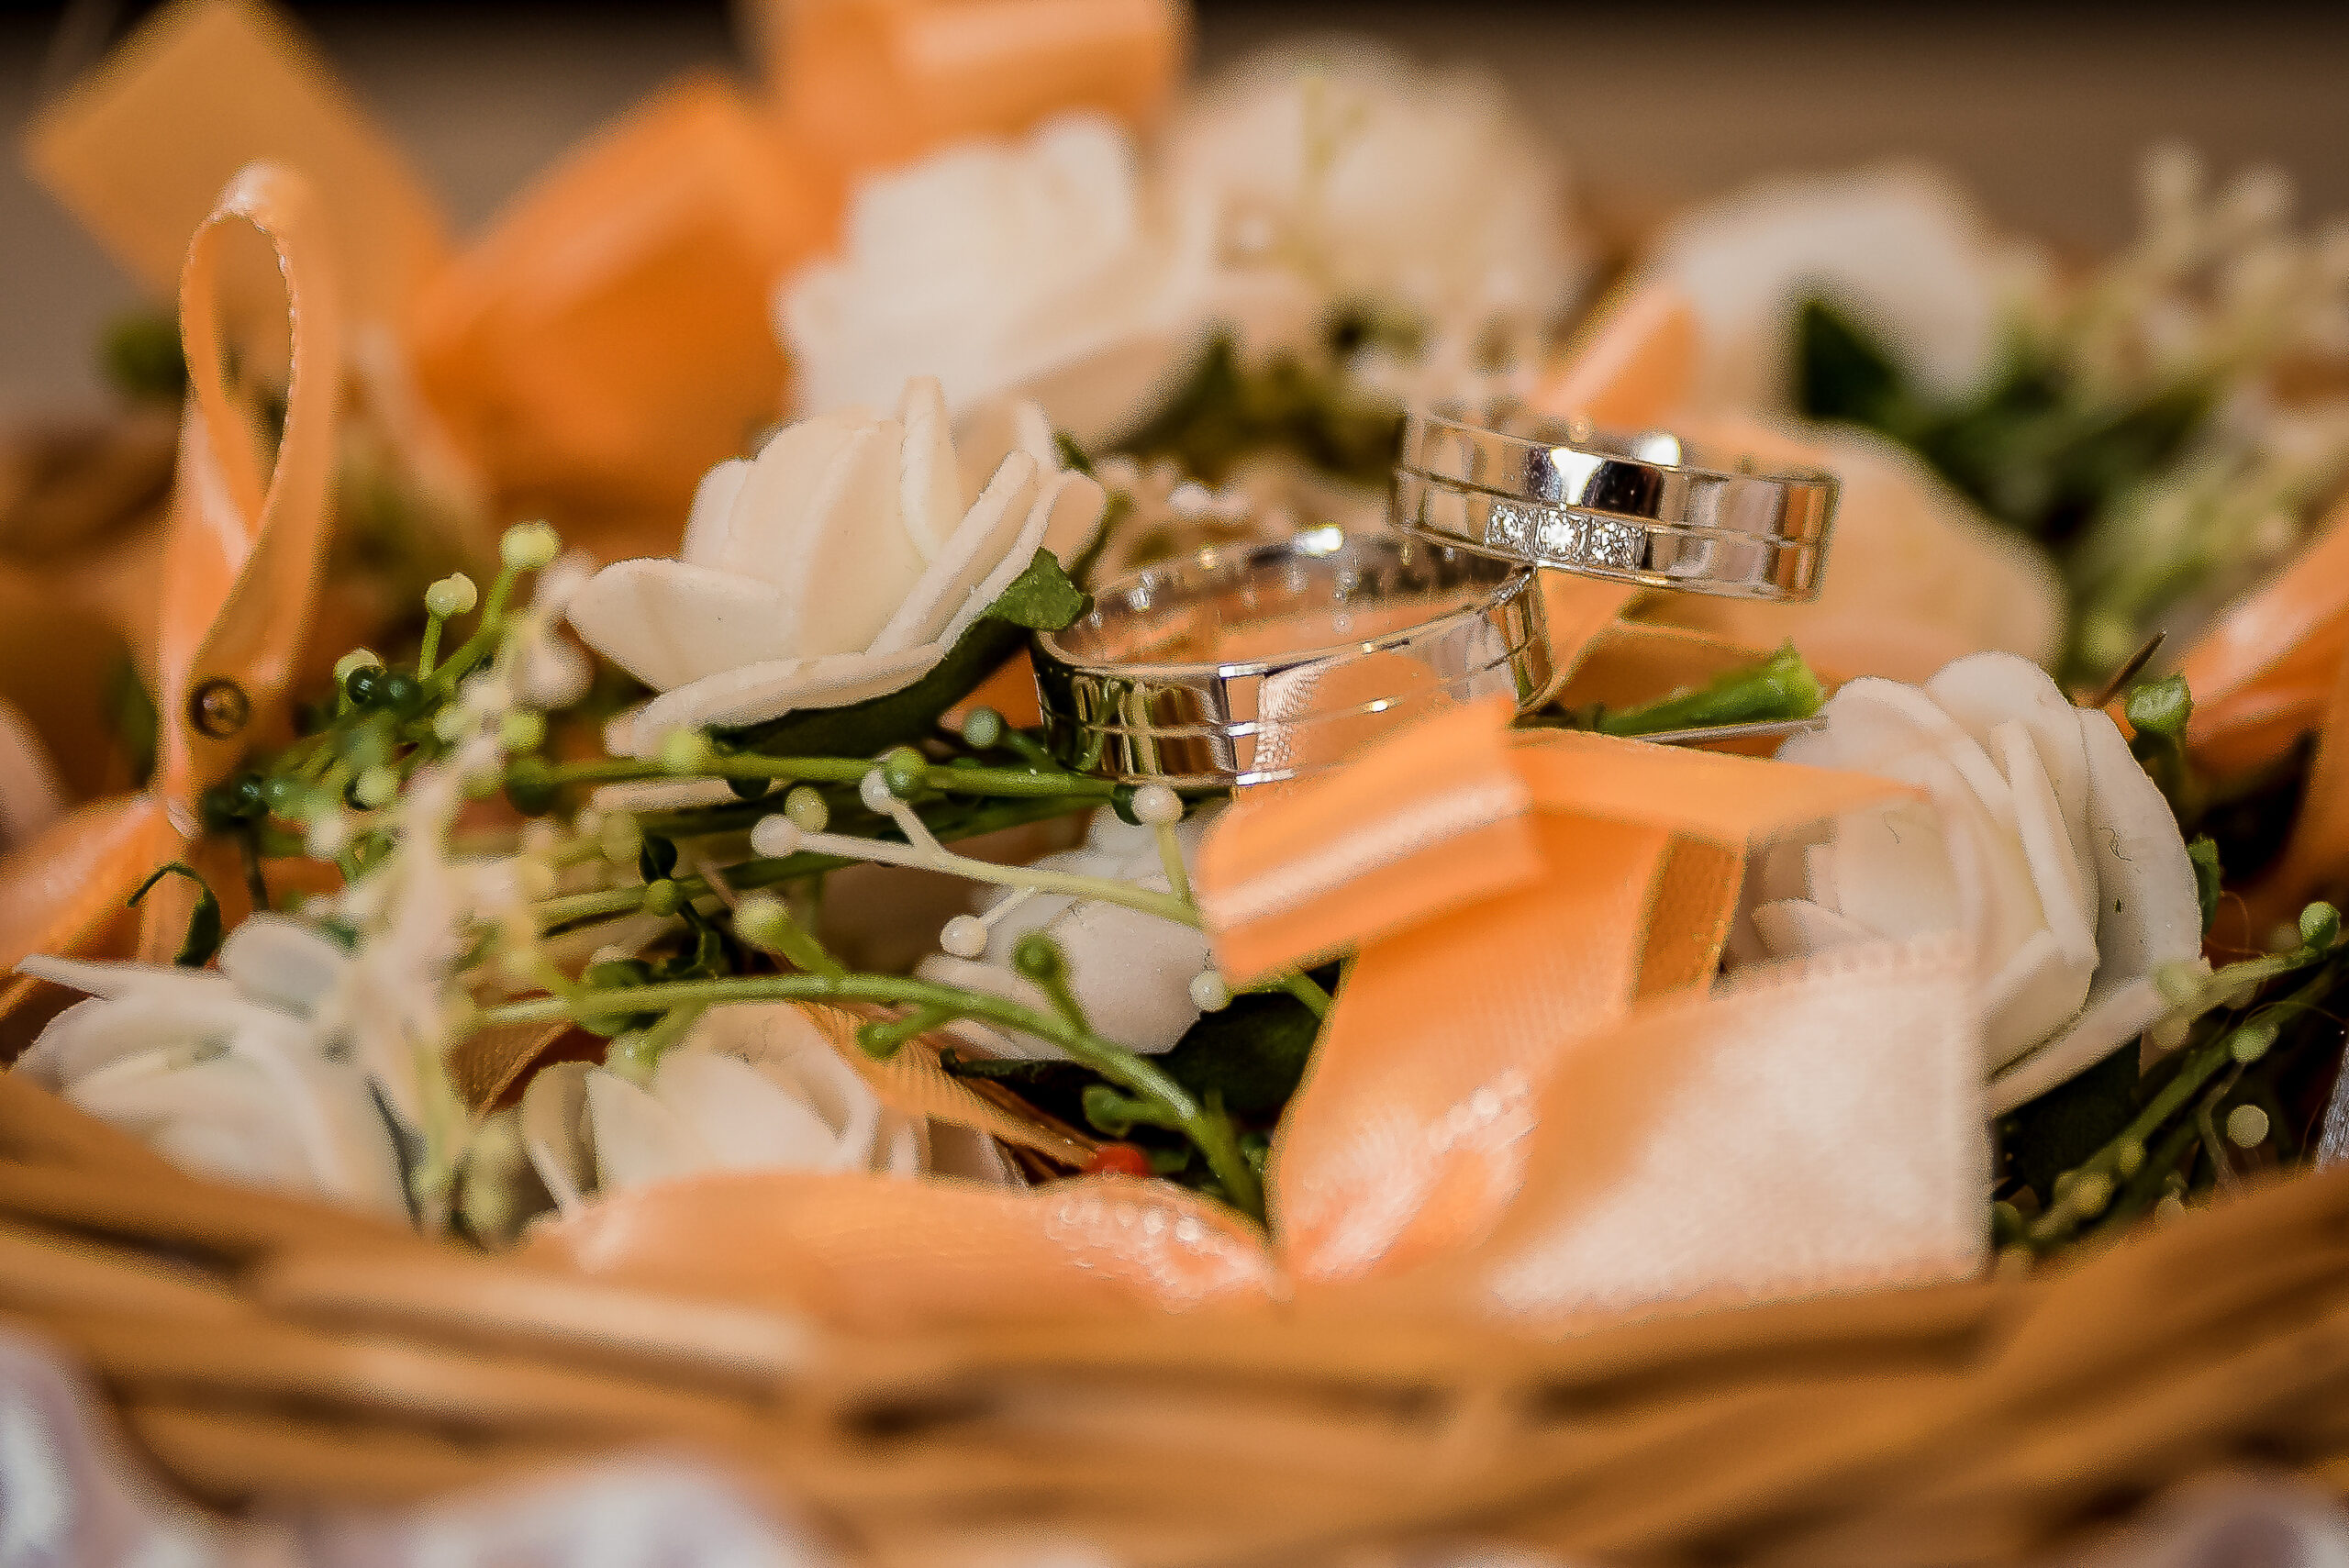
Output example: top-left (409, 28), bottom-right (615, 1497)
top-left (1032, 527), bottom-right (1558, 788)
top-left (1393, 407), bottom-right (1838, 601)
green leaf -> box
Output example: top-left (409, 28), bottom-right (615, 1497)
top-left (722, 550), bottom-right (1086, 758)
top-left (1794, 296), bottom-right (1915, 433)
top-left (2188, 836), bottom-right (2223, 935)
top-left (1154, 991), bottom-right (1321, 1120)
top-left (2124, 673), bottom-right (2193, 741)
top-left (126, 862), bottom-right (222, 967)
top-left (100, 311), bottom-right (187, 406)
top-left (1999, 1042), bottom-right (2138, 1207)
top-left (1116, 330), bottom-right (1404, 487)
top-left (1595, 643), bottom-right (1825, 737)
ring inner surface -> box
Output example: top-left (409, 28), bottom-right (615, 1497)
top-left (1048, 531), bottom-right (1515, 675)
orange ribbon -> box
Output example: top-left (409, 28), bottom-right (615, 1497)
top-left (2169, 497), bottom-right (2349, 935)
top-left (29, 0), bottom-right (1188, 522)
top-left (529, 700), bottom-right (1949, 1328)
top-left (0, 161), bottom-right (341, 1008)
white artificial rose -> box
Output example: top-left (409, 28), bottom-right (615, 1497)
top-left (519, 1003), bottom-right (1010, 1212)
top-left (567, 377), bottom-right (1106, 751)
top-left (16, 917), bottom-right (409, 1218)
top-left (1740, 652), bottom-right (2206, 1110)
top-left (1166, 40), bottom-right (1585, 343)
top-left (918, 808), bottom-right (1215, 1059)
top-left (780, 115), bottom-right (1231, 448)
top-left (1655, 416), bottom-right (2065, 682)
top-left (1651, 164), bottom-right (2050, 411)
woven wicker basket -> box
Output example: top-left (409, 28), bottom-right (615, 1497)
top-left (9, 1064), bottom-right (2349, 1568)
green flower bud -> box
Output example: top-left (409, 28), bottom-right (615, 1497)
top-left (881, 745), bottom-right (927, 798)
top-left (641, 878), bottom-right (684, 917)
top-left (503, 757), bottom-right (558, 817)
top-left (2300, 901), bottom-right (2341, 951)
top-left (1011, 929), bottom-right (1066, 983)
top-left (959, 706), bottom-right (1005, 749)
top-left (657, 728), bottom-right (713, 776)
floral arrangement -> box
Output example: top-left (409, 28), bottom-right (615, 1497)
top-left (6, 0), bottom-right (2349, 1339)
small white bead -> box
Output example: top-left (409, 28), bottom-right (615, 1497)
top-left (2227, 1103), bottom-right (2271, 1148)
top-left (500, 521), bottom-right (561, 572)
top-left (751, 815), bottom-right (806, 858)
top-left (1188, 970), bottom-right (1231, 1011)
top-left (940, 915), bottom-right (989, 959)
top-left (425, 573), bottom-right (479, 618)
top-left (352, 766), bottom-right (400, 810)
top-left (333, 648), bottom-right (382, 682)
top-left (306, 813), bottom-right (350, 858)
top-left (858, 769), bottom-right (895, 814)
top-left (1131, 783), bottom-right (1182, 826)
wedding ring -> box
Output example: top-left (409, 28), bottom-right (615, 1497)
top-left (1032, 528), bottom-right (1557, 788)
top-left (1392, 407), bottom-right (1838, 601)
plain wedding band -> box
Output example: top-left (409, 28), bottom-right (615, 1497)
top-left (1031, 527), bottom-right (1559, 789)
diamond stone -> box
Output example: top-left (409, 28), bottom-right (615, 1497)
top-left (1486, 501), bottom-right (1536, 552)
top-left (1531, 510), bottom-right (1586, 560)
top-left (1582, 517), bottom-right (1642, 569)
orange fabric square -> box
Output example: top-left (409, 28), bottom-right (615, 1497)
top-left (27, 0), bottom-right (450, 323)
top-left (769, 0), bottom-right (1186, 172)
top-left (412, 77), bottom-right (837, 511)
top-left (1195, 696), bottom-right (1537, 983)
top-left (1275, 813), bottom-right (1678, 1286)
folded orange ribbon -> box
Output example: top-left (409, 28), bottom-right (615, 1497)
top-left (0, 160), bottom-right (341, 1008)
top-left (29, 0), bottom-right (1187, 520)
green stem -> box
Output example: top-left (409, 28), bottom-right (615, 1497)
top-left (1278, 969), bottom-right (1334, 1019)
top-left (479, 973), bottom-right (1264, 1219)
top-left (2027, 963), bottom-right (2342, 1249)
top-left (524, 753), bottom-right (1113, 801)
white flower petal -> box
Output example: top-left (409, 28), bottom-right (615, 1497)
top-left (939, 472), bottom-right (1107, 649)
top-left (585, 1071), bottom-right (711, 1194)
top-left (770, 421), bottom-right (931, 660)
top-left (218, 915), bottom-right (351, 1018)
top-left (519, 1061), bottom-right (596, 1216)
top-left (1928, 651), bottom-right (2094, 897)
top-left (2077, 710), bottom-right (2204, 988)
top-left (566, 560), bottom-right (796, 691)
top-left (648, 1050), bottom-right (842, 1172)
top-left (1978, 926), bottom-right (2095, 1070)
top-left (1651, 163), bottom-right (2034, 407)
top-left (1994, 722), bottom-right (2099, 970)
top-left (1988, 974), bottom-right (2170, 1116)
top-left (679, 458), bottom-right (750, 568)
top-left (1825, 802), bottom-right (1961, 941)
top-left (617, 643), bottom-right (946, 748)
top-left (698, 411), bottom-right (867, 584)
top-left (911, 954), bottom-right (1063, 1061)
top-left (1751, 897), bottom-right (1878, 956)
top-left (866, 450), bottom-right (1039, 657)
top-left (17, 983), bottom-right (250, 1086)
top-left (897, 375), bottom-right (965, 560)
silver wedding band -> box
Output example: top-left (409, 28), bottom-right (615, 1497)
top-left (1032, 528), bottom-right (1557, 788)
top-left (1392, 407), bottom-right (1837, 601)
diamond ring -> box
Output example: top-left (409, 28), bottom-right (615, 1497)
top-left (1391, 407), bottom-right (1839, 602)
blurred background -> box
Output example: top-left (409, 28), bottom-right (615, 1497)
top-left (6, 0), bottom-right (2349, 412)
